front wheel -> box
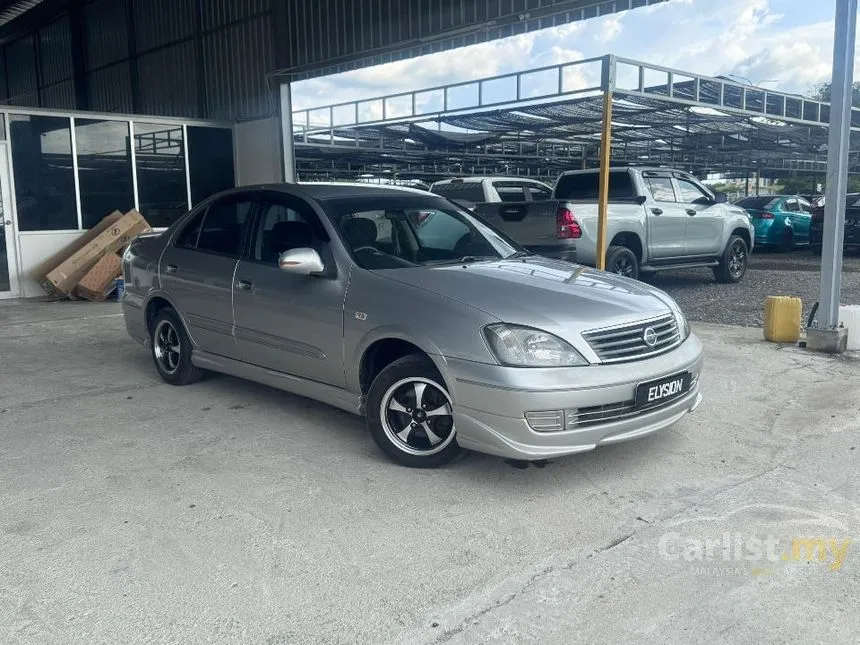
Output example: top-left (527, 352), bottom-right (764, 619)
top-left (713, 235), bottom-right (749, 283)
top-left (366, 355), bottom-right (462, 468)
top-left (605, 245), bottom-right (640, 280)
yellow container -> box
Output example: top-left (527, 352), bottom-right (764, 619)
top-left (763, 296), bottom-right (802, 343)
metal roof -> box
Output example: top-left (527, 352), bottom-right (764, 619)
top-left (291, 56), bottom-right (860, 181)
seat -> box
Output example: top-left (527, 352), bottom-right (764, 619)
top-left (265, 220), bottom-right (314, 263)
top-left (340, 218), bottom-right (377, 249)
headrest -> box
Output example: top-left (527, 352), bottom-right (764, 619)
top-left (341, 217), bottom-right (377, 248)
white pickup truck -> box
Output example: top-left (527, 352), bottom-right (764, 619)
top-left (432, 168), bottom-right (755, 283)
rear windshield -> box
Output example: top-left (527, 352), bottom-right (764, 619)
top-left (430, 182), bottom-right (485, 203)
top-left (554, 171), bottom-right (636, 200)
top-left (736, 196), bottom-right (780, 210)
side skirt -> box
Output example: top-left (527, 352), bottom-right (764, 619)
top-left (191, 349), bottom-right (362, 417)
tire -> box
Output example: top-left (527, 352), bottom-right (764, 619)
top-left (150, 307), bottom-right (206, 385)
top-left (605, 245), bottom-right (639, 280)
top-left (713, 235), bottom-right (749, 283)
top-left (366, 354), bottom-right (462, 468)
top-left (778, 228), bottom-right (794, 253)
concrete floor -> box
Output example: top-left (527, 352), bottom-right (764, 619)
top-left (0, 299), bottom-right (858, 644)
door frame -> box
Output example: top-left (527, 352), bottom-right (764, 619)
top-left (0, 141), bottom-right (21, 299)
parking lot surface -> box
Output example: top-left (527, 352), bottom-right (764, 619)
top-left (1, 299), bottom-right (858, 644)
top-left (650, 249), bottom-right (860, 327)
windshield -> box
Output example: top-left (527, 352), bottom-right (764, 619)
top-left (323, 195), bottom-right (524, 270)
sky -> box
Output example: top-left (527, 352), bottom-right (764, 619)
top-left (292, 0), bottom-right (854, 123)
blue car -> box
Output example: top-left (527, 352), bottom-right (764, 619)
top-left (735, 195), bottom-right (813, 251)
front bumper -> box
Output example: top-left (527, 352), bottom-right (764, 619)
top-left (444, 334), bottom-right (704, 460)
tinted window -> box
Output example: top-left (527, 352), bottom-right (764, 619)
top-left (430, 182), bottom-right (486, 203)
top-left (528, 185), bottom-right (552, 200)
top-left (76, 119), bottom-right (135, 229)
top-left (675, 179), bottom-right (710, 203)
top-left (251, 198), bottom-right (328, 264)
top-left (646, 177), bottom-right (676, 202)
top-left (784, 199), bottom-right (799, 212)
top-left (187, 126), bottom-right (235, 205)
top-left (736, 196), bottom-right (780, 210)
top-left (134, 122), bottom-right (188, 227)
top-left (554, 171), bottom-right (636, 200)
top-left (175, 210), bottom-right (205, 249)
top-left (10, 115), bottom-right (78, 231)
top-left (494, 183), bottom-right (527, 202)
top-left (196, 198), bottom-right (253, 256)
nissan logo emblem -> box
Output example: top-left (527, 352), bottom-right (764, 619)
top-left (643, 326), bottom-right (658, 347)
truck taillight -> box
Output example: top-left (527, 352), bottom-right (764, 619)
top-left (557, 207), bottom-right (582, 239)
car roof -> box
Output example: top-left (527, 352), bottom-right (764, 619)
top-left (431, 176), bottom-right (549, 185)
top-left (241, 182), bottom-right (437, 199)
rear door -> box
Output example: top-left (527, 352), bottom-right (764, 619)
top-left (641, 173), bottom-right (687, 260)
top-left (159, 194), bottom-right (255, 358)
top-left (785, 198), bottom-right (813, 243)
top-left (674, 176), bottom-right (723, 256)
top-left (232, 192), bottom-right (347, 386)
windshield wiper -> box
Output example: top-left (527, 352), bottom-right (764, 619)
top-left (508, 250), bottom-right (533, 259)
top-left (426, 255), bottom-right (497, 266)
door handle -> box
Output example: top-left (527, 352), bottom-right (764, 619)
top-left (687, 209), bottom-right (697, 216)
top-left (651, 208), bottom-right (663, 215)
top-left (237, 279), bottom-right (254, 291)
top-left (3, 219), bottom-right (10, 226)
top-left (165, 264), bottom-right (178, 274)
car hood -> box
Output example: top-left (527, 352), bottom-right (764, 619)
top-left (377, 256), bottom-right (676, 342)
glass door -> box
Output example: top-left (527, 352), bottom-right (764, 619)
top-left (0, 142), bottom-right (19, 298)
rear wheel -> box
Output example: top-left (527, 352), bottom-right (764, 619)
top-left (366, 355), bottom-right (461, 468)
top-left (150, 308), bottom-right (205, 385)
top-left (605, 245), bottom-right (639, 280)
top-left (713, 235), bottom-right (748, 283)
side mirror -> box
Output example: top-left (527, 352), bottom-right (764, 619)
top-left (635, 195), bottom-right (648, 206)
top-left (279, 248), bottom-right (324, 275)
top-left (714, 192), bottom-right (728, 204)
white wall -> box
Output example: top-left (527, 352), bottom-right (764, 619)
top-left (17, 231), bottom-right (85, 298)
top-left (235, 118), bottom-right (283, 186)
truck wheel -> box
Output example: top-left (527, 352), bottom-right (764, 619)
top-left (713, 235), bottom-right (749, 283)
top-left (605, 246), bottom-right (639, 280)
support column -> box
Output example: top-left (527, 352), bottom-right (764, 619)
top-left (818, 0), bottom-right (858, 332)
top-left (280, 82), bottom-right (296, 183)
top-left (596, 55), bottom-right (615, 272)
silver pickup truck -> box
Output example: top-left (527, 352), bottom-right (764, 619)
top-left (444, 168), bottom-right (754, 283)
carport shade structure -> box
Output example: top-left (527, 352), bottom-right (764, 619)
top-left (289, 53), bottom-right (860, 271)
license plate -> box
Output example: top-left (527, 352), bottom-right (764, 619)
top-left (635, 372), bottom-right (691, 409)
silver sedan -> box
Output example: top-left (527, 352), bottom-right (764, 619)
top-left (122, 183), bottom-right (703, 467)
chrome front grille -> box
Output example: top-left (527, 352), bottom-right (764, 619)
top-left (582, 313), bottom-right (681, 363)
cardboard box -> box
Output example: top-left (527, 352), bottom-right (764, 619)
top-left (42, 210), bottom-right (150, 295)
top-left (74, 252), bottom-right (123, 302)
top-left (31, 211), bottom-right (124, 285)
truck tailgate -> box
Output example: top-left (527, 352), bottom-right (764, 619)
top-left (472, 200), bottom-right (560, 251)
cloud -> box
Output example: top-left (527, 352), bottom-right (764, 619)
top-left (597, 15), bottom-right (624, 43)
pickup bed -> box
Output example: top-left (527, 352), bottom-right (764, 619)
top-left (456, 167), bottom-right (755, 283)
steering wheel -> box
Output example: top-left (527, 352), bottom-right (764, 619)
top-left (354, 245), bottom-right (380, 254)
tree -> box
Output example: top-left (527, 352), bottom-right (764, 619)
top-left (809, 82), bottom-right (860, 106)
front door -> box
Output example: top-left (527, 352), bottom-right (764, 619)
top-left (642, 174), bottom-right (687, 260)
top-left (0, 143), bottom-right (20, 298)
top-left (675, 177), bottom-right (724, 257)
top-left (159, 194), bottom-right (255, 358)
top-left (233, 192), bottom-right (347, 387)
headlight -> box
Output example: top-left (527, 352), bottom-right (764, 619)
top-left (672, 306), bottom-right (691, 340)
top-left (484, 324), bottom-right (588, 367)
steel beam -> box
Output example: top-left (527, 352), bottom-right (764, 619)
top-left (818, 0), bottom-right (858, 329)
